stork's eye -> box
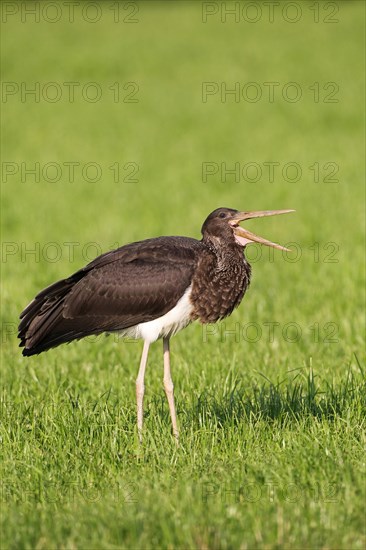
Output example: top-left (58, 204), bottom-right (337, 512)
top-left (219, 212), bottom-right (226, 218)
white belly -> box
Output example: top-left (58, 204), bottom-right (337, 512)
top-left (119, 285), bottom-right (193, 343)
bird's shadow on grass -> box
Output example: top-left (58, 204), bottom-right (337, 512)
top-left (174, 364), bottom-right (365, 428)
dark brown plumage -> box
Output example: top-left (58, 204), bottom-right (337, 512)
top-left (19, 209), bottom-right (252, 356)
top-left (191, 209), bottom-right (251, 323)
top-left (18, 206), bottom-right (294, 439)
top-left (19, 237), bottom-right (202, 355)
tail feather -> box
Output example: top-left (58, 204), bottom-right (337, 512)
top-left (18, 274), bottom-right (90, 356)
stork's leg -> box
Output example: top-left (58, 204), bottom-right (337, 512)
top-left (163, 337), bottom-right (179, 439)
top-left (136, 340), bottom-right (150, 441)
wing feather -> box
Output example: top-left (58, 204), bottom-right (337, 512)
top-left (19, 236), bottom-right (203, 355)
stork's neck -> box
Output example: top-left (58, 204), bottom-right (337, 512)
top-left (202, 235), bottom-right (249, 271)
top-left (190, 237), bottom-right (251, 324)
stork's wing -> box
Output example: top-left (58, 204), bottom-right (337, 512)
top-left (19, 236), bottom-right (203, 355)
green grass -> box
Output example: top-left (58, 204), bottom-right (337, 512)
top-left (1, 1), bottom-right (365, 548)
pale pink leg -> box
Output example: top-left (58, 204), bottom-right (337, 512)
top-left (163, 337), bottom-right (179, 440)
top-left (136, 340), bottom-right (150, 441)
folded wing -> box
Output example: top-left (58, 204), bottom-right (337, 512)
top-left (19, 236), bottom-right (202, 356)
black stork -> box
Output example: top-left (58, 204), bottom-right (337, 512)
top-left (19, 207), bottom-right (294, 439)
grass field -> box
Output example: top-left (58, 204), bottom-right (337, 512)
top-left (1, 1), bottom-right (365, 548)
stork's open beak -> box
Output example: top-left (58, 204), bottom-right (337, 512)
top-left (229, 210), bottom-right (295, 251)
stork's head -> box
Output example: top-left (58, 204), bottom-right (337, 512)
top-left (201, 207), bottom-right (295, 251)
